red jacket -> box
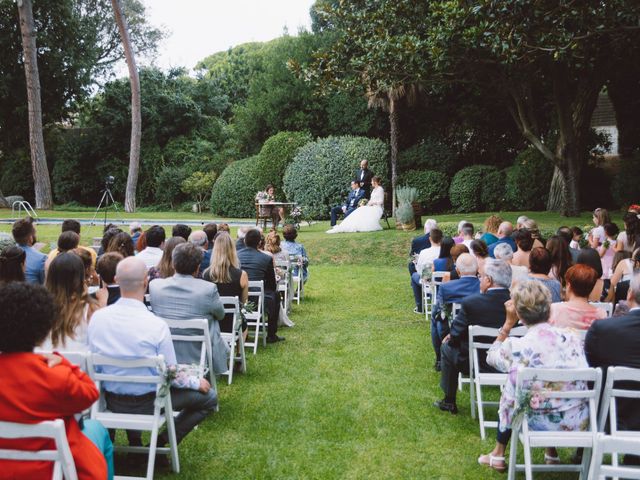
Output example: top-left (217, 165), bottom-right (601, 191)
top-left (0, 352), bottom-right (107, 479)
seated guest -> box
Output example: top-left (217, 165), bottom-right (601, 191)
top-left (89, 257), bottom-right (217, 448)
top-left (98, 225), bottom-right (123, 257)
top-left (45, 231), bottom-right (80, 272)
top-left (74, 247), bottom-right (99, 288)
top-left (527, 247), bottom-right (563, 303)
top-left (148, 236), bottom-right (186, 282)
top-left (512, 229), bottom-right (533, 268)
top-left (136, 230), bottom-right (146, 252)
top-left (435, 259), bottom-right (512, 413)
top-left (330, 180), bottom-right (365, 227)
top-left (0, 245), bottom-right (25, 284)
top-left (203, 222), bottom-right (217, 263)
top-left (557, 226), bottom-right (580, 263)
top-left (586, 272), bottom-right (640, 464)
top-left (546, 235), bottom-right (572, 284)
top-left (265, 230), bottom-right (290, 265)
top-left (42, 252), bottom-right (106, 352)
top-left (481, 215), bottom-right (502, 246)
top-left (469, 240), bottom-right (489, 275)
top-left (106, 231), bottom-right (135, 258)
top-left (218, 223), bottom-right (230, 233)
top-left (453, 220), bottom-right (469, 244)
top-left (172, 224), bottom-right (192, 242)
top-left (408, 219), bottom-right (436, 275)
top-left (494, 243), bottom-right (528, 286)
top-left (149, 243), bottom-right (229, 373)
top-left (615, 212), bottom-right (639, 253)
top-left (282, 224), bottom-right (309, 282)
top-left (96, 252), bottom-right (124, 306)
top-left (12, 217), bottom-right (46, 284)
top-left (203, 232), bottom-right (249, 336)
top-left (237, 229), bottom-right (283, 343)
top-left (570, 226), bottom-right (584, 250)
top-left (189, 230), bottom-right (210, 275)
top-left (478, 280), bottom-right (588, 472)
top-left (516, 215), bottom-right (529, 230)
top-left (430, 253), bottom-right (481, 371)
top-left (433, 237), bottom-right (455, 273)
top-left (609, 248), bottom-right (640, 305)
top-left (461, 223), bottom-right (474, 249)
top-left (488, 222), bottom-right (516, 258)
top-left (48, 219), bottom-right (97, 267)
top-left (236, 227), bottom-right (250, 252)
top-left (410, 228), bottom-right (443, 314)
top-left (129, 221), bottom-right (142, 249)
top-left (577, 248), bottom-right (607, 302)
top-left (0, 282), bottom-right (112, 480)
top-left (136, 225), bottom-right (165, 269)
top-left (548, 264), bottom-right (607, 329)
top-left (523, 218), bottom-right (545, 249)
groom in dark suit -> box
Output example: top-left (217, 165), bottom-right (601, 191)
top-left (355, 159), bottom-right (374, 198)
top-left (330, 181), bottom-right (365, 227)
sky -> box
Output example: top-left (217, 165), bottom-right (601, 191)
top-left (144, 0), bottom-right (316, 71)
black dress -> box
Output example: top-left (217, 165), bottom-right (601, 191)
top-left (204, 266), bottom-right (246, 332)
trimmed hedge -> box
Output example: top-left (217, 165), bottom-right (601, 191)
top-left (504, 147), bottom-right (554, 210)
top-left (210, 156), bottom-right (261, 218)
top-left (449, 165), bottom-right (500, 213)
top-left (480, 169), bottom-right (507, 211)
top-left (397, 169), bottom-right (450, 211)
top-left (254, 131), bottom-right (312, 193)
top-left (398, 137), bottom-right (456, 174)
top-left (611, 153), bottom-right (640, 208)
top-left (283, 136), bottom-right (389, 219)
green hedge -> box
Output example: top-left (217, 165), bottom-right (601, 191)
top-left (283, 136), bottom-right (389, 219)
top-left (612, 153), bottom-right (640, 208)
top-left (480, 169), bottom-right (507, 211)
top-left (398, 137), bottom-right (456, 174)
top-left (210, 156), bottom-right (261, 218)
top-left (504, 147), bottom-right (554, 210)
top-left (449, 165), bottom-right (500, 212)
top-left (254, 131), bottom-right (312, 193)
top-left (397, 169), bottom-right (449, 211)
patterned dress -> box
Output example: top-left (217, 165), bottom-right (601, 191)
top-left (487, 322), bottom-right (589, 432)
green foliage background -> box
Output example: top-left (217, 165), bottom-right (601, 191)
top-left (210, 156), bottom-right (262, 218)
top-left (504, 148), bottom-right (554, 211)
top-left (449, 165), bottom-right (501, 213)
top-left (397, 170), bottom-right (450, 212)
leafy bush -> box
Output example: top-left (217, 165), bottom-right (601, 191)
top-left (254, 131), bottom-right (312, 193)
top-left (480, 169), bottom-right (507, 211)
top-left (398, 137), bottom-right (457, 174)
top-left (283, 136), bottom-right (388, 219)
top-left (210, 156), bottom-right (262, 218)
top-left (611, 153), bottom-right (640, 208)
top-left (449, 165), bottom-right (500, 213)
top-left (396, 186), bottom-right (419, 204)
top-left (182, 171), bottom-right (217, 212)
top-left (0, 149), bottom-right (34, 202)
top-left (504, 147), bottom-right (554, 210)
top-left (397, 169), bottom-right (450, 211)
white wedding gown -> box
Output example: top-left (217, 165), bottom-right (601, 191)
top-left (327, 186), bottom-right (384, 233)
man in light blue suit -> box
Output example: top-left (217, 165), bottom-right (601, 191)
top-left (149, 242), bottom-right (229, 374)
top-left (12, 217), bottom-right (46, 284)
top-left (330, 181), bottom-right (365, 227)
top-left (430, 253), bottom-right (480, 371)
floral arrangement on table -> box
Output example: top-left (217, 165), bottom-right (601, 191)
top-left (255, 191), bottom-right (272, 203)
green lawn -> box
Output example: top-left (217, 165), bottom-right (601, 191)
top-left (1, 210), bottom-right (615, 478)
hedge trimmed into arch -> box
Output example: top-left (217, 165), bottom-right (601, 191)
top-left (210, 156), bottom-right (261, 218)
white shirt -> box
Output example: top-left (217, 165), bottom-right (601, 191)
top-left (416, 246), bottom-right (441, 275)
top-left (88, 297), bottom-right (198, 395)
top-left (136, 246), bottom-right (163, 269)
top-left (462, 239), bottom-right (473, 249)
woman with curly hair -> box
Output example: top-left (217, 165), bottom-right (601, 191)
top-left (481, 215), bottom-right (502, 246)
top-left (0, 245), bottom-right (26, 284)
top-left (106, 231), bottom-right (135, 258)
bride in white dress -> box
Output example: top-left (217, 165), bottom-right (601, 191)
top-left (327, 176), bottom-right (384, 233)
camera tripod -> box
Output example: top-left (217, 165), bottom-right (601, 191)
top-left (90, 185), bottom-right (124, 227)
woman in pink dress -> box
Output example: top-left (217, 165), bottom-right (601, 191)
top-left (548, 264), bottom-right (609, 329)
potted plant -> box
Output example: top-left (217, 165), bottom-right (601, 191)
top-left (396, 186), bottom-right (419, 231)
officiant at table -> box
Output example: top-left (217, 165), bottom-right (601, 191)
top-left (256, 184), bottom-right (285, 227)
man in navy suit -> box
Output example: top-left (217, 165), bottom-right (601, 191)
top-left (408, 219), bottom-right (437, 275)
top-left (434, 259), bottom-right (512, 414)
top-left (354, 159), bottom-right (374, 198)
top-left (330, 181), bottom-right (365, 227)
top-left (488, 221), bottom-right (517, 258)
top-left (431, 254), bottom-right (481, 371)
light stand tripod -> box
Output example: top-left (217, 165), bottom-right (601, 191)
top-left (90, 180), bottom-right (124, 227)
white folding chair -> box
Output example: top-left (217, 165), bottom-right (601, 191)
top-left (289, 254), bottom-right (304, 304)
top-left (423, 270), bottom-right (447, 321)
top-left (507, 367), bottom-right (602, 480)
top-left (590, 301), bottom-right (613, 317)
top-left (469, 325), bottom-right (527, 439)
top-left (450, 303), bottom-right (469, 391)
top-left (245, 280), bottom-right (266, 355)
top-left (34, 350), bottom-right (88, 372)
top-left (598, 366), bottom-right (640, 475)
top-left (275, 259), bottom-right (293, 313)
top-left (161, 318), bottom-right (217, 396)
top-left (88, 354), bottom-right (179, 480)
top-left (219, 296), bottom-right (247, 385)
top-left (590, 433), bottom-right (640, 479)
top-left (0, 419), bottom-right (77, 480)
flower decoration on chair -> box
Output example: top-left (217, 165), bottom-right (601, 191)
top-left (240, 301), bottom-right (257, 323)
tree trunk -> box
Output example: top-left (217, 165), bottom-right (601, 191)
top-left (546, 166), bottom-right (566, 212)
top-left (389, 96), bottom-right (399, 217)
top-left (112, 0), bottom-right (141, 213)
top-left (17, 0), bottom-right (53, 210)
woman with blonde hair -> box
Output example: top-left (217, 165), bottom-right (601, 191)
top-left (203, 232), bottom-right (248, 335)
top-left (589, 207), bottom-right (611, 248)
top-left (481, 215), bottom-right (502, 245)
top-left (265, 229), bottom-right (290, 264)
top-left (148, 236), bottom-right (185, 282)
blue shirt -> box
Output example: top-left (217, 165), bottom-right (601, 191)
top-left (282, 240), bottom-right (309, 281)
top-left (19, 243), bottom-right (46, 284)
top-left (488, 237), bottom-right (517, 258)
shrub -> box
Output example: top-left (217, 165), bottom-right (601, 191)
top-left (611, 153), bottom-right (640, 208)
top-left (210, 156), bottom-right (262, 218)
top-left (480, 169), bottom-right (507, 211)
top-left (449, 165), bottom-right (499, 213)
top-left (504, 147), bottom-right (554, 210)
top-left (283, 136), bottom-right (388, 219)
top-left (397, 169), bottom-right (450, 211)
top-left (398, 137), bottom-right (456, 174)
top-left (254, 131), bottom-right (312, 193)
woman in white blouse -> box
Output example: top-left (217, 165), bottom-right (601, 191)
top-left (327, 176), bottom-right (385, 233)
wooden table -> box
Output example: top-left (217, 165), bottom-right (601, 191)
top-left (255, 202), bottom-right (297, 229)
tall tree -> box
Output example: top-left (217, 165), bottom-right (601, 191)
top-left (16, 0), bottom-right (53, 209)
top-left (111, 0), bottom-right (141, 212)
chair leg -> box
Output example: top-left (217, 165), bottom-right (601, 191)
top-left (469, 375), bottom-right (476, 419)
top-left (146, 423), bottom-right (159, 480)
top-left (238, 331), bottom-right (247, 372)
top-left (523, 429), bottom-right (533, 480)
top-left (507, 431), bottom-right (518, 480)
top-left (165, 407), bottom-right (180, 473)
top-left (476, 381), bottom-right (486, 439)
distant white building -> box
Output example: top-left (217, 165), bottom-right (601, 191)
top-left (591, 92), bottom-right (618, 156)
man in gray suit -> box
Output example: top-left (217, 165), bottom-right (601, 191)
top-left (149, 242), bottom-right (229, 374)
top-left (237, 228), bottom-right (283, 343)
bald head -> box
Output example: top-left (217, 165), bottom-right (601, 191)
top-left (456, 253), bottom-right (478, 276)
top-left (115, 257), bottom-right (148, 297)
top-left (498, 221), bottom-right (513, 238)
top-left (189, 230), bottom-right (208, 249)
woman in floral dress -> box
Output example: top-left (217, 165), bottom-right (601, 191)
top-left (477, 280), bottom-right (589, 473)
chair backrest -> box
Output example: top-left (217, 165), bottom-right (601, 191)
top-left (590, 433), bottom-right (640, 479)
top-left (469, 325), bottom-right (527, 375)
top-left (452, 303), bottom-right (462, 319)
top-left (247, 280), bottom-right (265, 318)
top-left (219, 296), bottom-right (241, 332)
top-left (590, 301), bottom-right (613, 317)
top-left (160, 318), bottom-right (210, 378)
top-left (34, 350), bottom-right (88, 372)
top-left (599, 366), bottom-right (640, 434)
top-left (0, 419), bottom-right (78, 480)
